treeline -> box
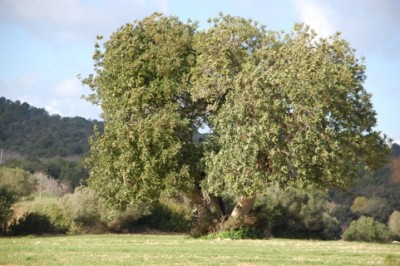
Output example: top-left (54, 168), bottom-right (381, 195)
top-left (3, 157), bottom-right (87, 189)
top-left (0, 97), bottom-right (103, 157)
top-left (1, 144), bottom-right (400, 242)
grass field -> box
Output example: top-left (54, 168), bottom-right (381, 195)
top-left (1, 234), bottom-right (399, 265)
top-left (15, 193), bottom-right (60, 211)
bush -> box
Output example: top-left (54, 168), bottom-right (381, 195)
top-left (0, 186), bottom-right (20, 235)
top-left (256, 188), bottom-right (341, 239)
top-left (327, 201), bottom-right (355, 229)
top-left (62, 186), bottom-right (189, 234)
top-left (0, 167), bottom-right (37, 197)
top-left (343, 216), bottom-right (394, 243)
top-left (388, 210), bottom-right (400, 237)
top-left (40, 204), bottom-right (71, 233)
top-left (254, 197), bottom-right (284, 236)
top-left (205, 226), bottom-right (263, 240)
top-left (351, 196), bottom-right (392, 223)
top-left (61, 186), bottom-right (107, 233)
top-left (21, 194), bottom-right (72, 234)
top-left (8, 212), bottom-right (58, 235)
top-left (136, 200), bottom-right (193, 233)
top-left (106, 204), bottom-right (150, 233)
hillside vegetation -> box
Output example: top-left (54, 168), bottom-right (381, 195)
top-left (0, 97), bottom-right (103, 158)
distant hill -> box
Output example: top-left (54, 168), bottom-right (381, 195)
top-left (0, 97), bottom-right (103, 158)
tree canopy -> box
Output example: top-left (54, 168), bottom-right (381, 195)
top-left (83, 13), bottom-right (389, 232)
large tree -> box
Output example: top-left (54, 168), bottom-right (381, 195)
top-left (83, 14), bottom-right (211, 228)
top-left (83, 13), bottom-right (388, 233)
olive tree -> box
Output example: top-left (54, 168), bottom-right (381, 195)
top-left (193, 15), bottom-right (388, 227)
top-left (83, 13), bottom-right (210, 219)
top-left (83, 13), bottom-right (388, 233)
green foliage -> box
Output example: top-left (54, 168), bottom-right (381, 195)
top-left (205, 226), bottom-right (263, 240)
top-left (4, 158), bottom-right (88, 190)
top-left (83, 13), bottom-right (388, 231)
top-left (327, 144), bottom-right (400, 230)
top-left (83, 13), bottom-right (203, 209)
top-left (347, 147), bottom-right (400, 212)
top-left (327, 200), bottom-right (355, 227)
top-left (388, 210), bottom-right (400, 237)
top-left (199, 17), bottom-right (388, 197)
top-left (3, 157), bottom-right (42, 173)
top-left (343, 216), bottom-right (394, 243)
top-left (8, 212), bottom-right (63, 236)
top-left (43, 159), bottom-right (87, 188)
top-left (40, 204), bottom-right (71, 234)
top-left (256, 187), bottom-right (340, 239)
top-left (0, 97), bottom-right (103, 157)
top-left (106, 204), bottom-right (150, 233)
top-left (61, 187), bottom-right (192, 234)
top-left (351, 196), bottom-right (392, 223)
top-left (61, 186), bottom-right (107, 233)
top-left (137, 200), bottom-right (192, 233)
top-left (0, 167), bottom-right (36, 234)
top-left (0, 167), bottom-right (37, 197)
top-left (0, 186), bottom-right (20, 235)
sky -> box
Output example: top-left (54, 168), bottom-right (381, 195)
top-left (0, 0), bottom-right (399, 142)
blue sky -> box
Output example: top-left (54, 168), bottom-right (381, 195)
top-left (0, 0), bottom-right (399, 142)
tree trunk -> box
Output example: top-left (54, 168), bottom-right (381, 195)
top-left (190, 187), bottom-right (227, 236)
top-left (190, 188), bottom-right (213, 236)
top-left (223, 196), bottom-right (256, 230)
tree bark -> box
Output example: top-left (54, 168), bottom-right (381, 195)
top-left (190, 188), bottom-right (212, 236)
top-left (190, 187), bottom-right (227, 235)
top-left (223, 196), bottom-right (256, 230)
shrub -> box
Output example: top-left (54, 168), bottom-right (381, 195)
top-left (40, 204), bottom-right (71, 233)
top-left (62, 186), bottom-right (192, 234)
top-left (106, 204), bottom-right (150, 233)
top-left (388, 210), bottom-right (400, 237)
top-left (327, 201), bottom-right (355, 229)
top-left (8, 212), bottom-right (57, 235)
top-left (0, 186), bottom-right (20, 235)
top-left (343, 216), bottom-right (394, 243)
top-left (320, 213), bottom-right (341, 240)
top-left (254, 196), bottom-right (284, 235)
top-left (22, 196), bottom-right (71, 234)
top-left (256, 188), bottom-right (341, 239)
top-left (136, 200), bottom-right (193, 233)
top-left (0, 167), bottom-right (37, 197)
top-left (351, 196), bottom-right (392, 223)
top-left (205, 226), bottom-right (263, 240)
top-left (61, 186), bottom-right (107, 233)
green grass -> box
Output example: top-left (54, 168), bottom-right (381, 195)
top-left (1, 234), bottom-right (399, 265)
top-left (14, 192), bottom-right (60, 214)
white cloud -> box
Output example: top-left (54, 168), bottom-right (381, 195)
top-left (0, 0), bottom-right (169, 43)
top-left (291, 0), bottom-right (400, 58)
top-left (54, 78), bottom-right (84, 98)
top-left (1, 0), bottom-right (103, 26)
top-left (45, 100), bottom-right (63, 116)
top-left (292, 0), bottom-right (335, 37)
top-left (48, 77), bottom-right (102, 118)
top-left (153, 0), bottom-right (169, 13)
top-left (44, 97), bottom-right (101, 119)
top-left (0, 74), bottom-right (101, 119)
